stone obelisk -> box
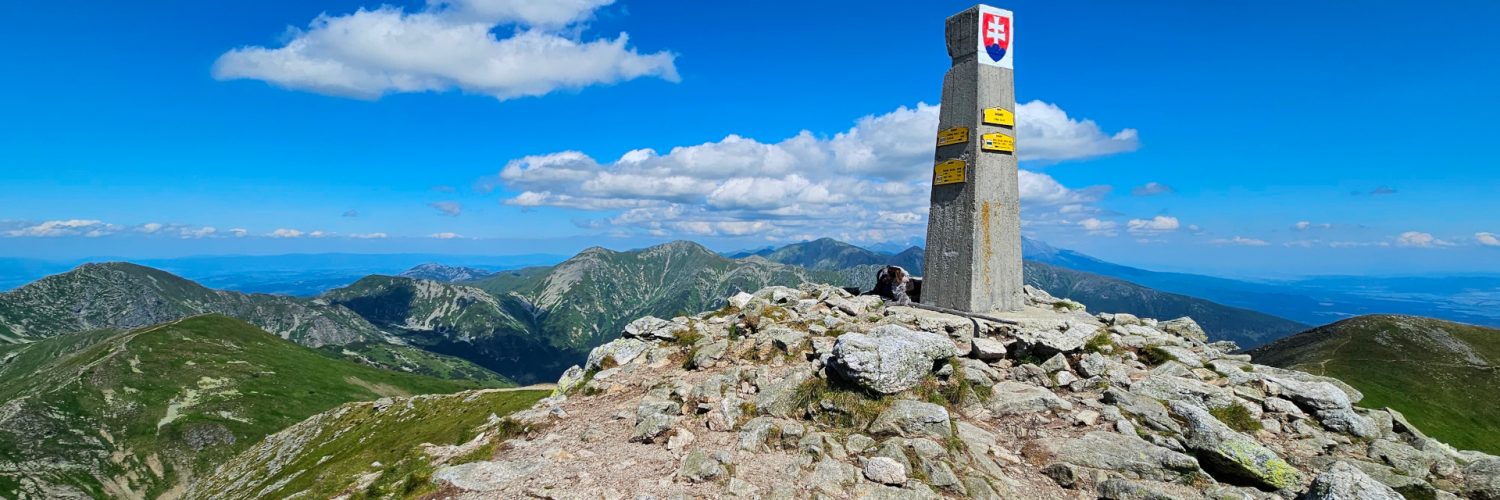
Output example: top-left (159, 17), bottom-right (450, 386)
top-left (923, 4), bottom-right (1023, 313)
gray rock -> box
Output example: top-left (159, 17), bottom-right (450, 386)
top-left (585, 338), bottom-right (650, 370)
top-left (1130, 374), bottom-right (1237, 409)
top-left (728, 292), bottom-right (755, 310)
top-left (1158, 317), bottom-right (1209, 342)
top-left (623, 316), bottom-right (685, 341)
top-left (1301, 461), bottom-right (1403, 500)
top-left (754, 366), bottom-right (814, 417)
top-left (1103, 388), bottom-right (1181, 434)
top-left (1268, 376), bottom-right (1351, 412)
top-left (971, 337), bottom-right (1007, 360)
top-left (1169, 401), bottom-right (1300, 491)
top-left (768, 327), bottom-right (808, 353)
top-left (738, 416), bottom-right (776, 451)
top-left (1013, 323), bottom-right (1093, 357)
top-left (432, 459), bottom-right (542, 492)
top-left (864, 456), bottom-right (908, 485)
top-left (846, 433), bottom-right (876, 454)
top-left (676, 450), bottom-right (726, 483)
top-left (632, 396), bottom-right (679, 443)
top-left (988, 381), bottom-right (1072, 416)
top-left (1464, 457), bottom-right (1500, 500)
top-left (1039, 431), bottom-right (1199, 481)
top-left (690, 339), bottom-right (729, 368)
top-left (869, 400), bottom-right (952, 439)
top-left (1098, 477), bottom-right (1207, 500)
top-left (726, 477), bottom-right (760, 497)
top-left (829, 325), bottom-right (957, 394)
top-left (805, 456), bottom-right (859, 495)
top-left (553, 365), bottom-right (585, 396)
top-left (1039, 353), bottom-right (1071, 374)
top-left (1316, 408), bottom-right (1378, 438)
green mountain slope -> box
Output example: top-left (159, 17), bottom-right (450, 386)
top-left (0, 262), bottom-right (510, 385)
top-left (188, 388), bottom-right (546, 499)
top-left (324, 242), bottom-right (822, 384)
top-left (0, 262), bottom-right (378, 347)
top-left (1247, 314), bottom-right (1500, 454)
top-left (0, 315), bottom-right (490, 498)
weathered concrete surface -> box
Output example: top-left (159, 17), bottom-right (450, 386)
top-left (923, 5), bottom-right (1023, 313)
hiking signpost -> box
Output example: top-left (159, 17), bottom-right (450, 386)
top-left (923, 4), bottom-right (1024, 313)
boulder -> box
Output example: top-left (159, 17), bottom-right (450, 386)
top-left (431, 459), bottom-right (542, 492)
top-left (988, 381), bottom-right (1072, 416)
top-left (552, 365), bottom-right (585, 396)
top-left (676, 450), bottom-right (726, 483)
top-left (728, 292), bottom-right (756, 310)
top-left (1158, 317), bottom-right (1209, 342)
top-left (1038, 431), bottom-right (1199, 482)
top-left (805, 456), bottom-right (859, 495)
top-left (622, 316), bottom-right (685, 341)
top-left (631, 396), bottom-right (678, 443)
top-left (1012, 323), bottom-right (1093, 357)
top-left (971, 337), bottom-right (1007, 360)
top-left (585, 338), bottom-right (650, 370)
top-left (1130, 374), bottom-right (1237, 409)
top-left (1168, 401), bottom-right (1300, 491)
top-left (1098, 477), bottom-right (1208, 500)
top-left (689, 339), bottom-right (729, 369)
top-left (869, 400), bottom-right (953, 439)
top-left (828, 325), bottom-right (957, 394)
top-left (1464, 457), bottom-right (1500, 500)
top-left (768, 327), bottom-right (808, 353)
top-left (863, 456), bottom-right (908, 485)
top-left (1301, 461), bottom-right (1403, 500)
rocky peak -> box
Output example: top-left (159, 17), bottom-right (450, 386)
top-left (396, 284), bottom-right (1500, 499)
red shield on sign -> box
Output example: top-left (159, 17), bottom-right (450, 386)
top-left (981, 12), bottom-right (1010, 63)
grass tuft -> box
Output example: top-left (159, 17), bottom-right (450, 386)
top-left (1139, 345), bottom-right (1177, 366)
top-left (1209, 404), bottom-right (1263, 433)
top-left (1084, 332), bottom-right (1114, 354)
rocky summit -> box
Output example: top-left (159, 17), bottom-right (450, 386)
top-left (200, 284), bottom-right (1498, 499)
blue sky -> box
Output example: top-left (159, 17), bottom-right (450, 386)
top-left (1, 0), bottom-right (1497, 277)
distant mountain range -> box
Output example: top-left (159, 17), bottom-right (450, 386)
top-left (0, 262), bottom-right (512, 385)
top-left (1248, 314), bottom-right (1500, 455)
top-left (0, 315), bottom-right (488, 498)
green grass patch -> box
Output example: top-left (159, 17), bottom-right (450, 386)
top-left (790, 377), bottom-right (892, 429)
top-left (1139, 345), bottom-right (1177, 366)
top-left (1084, 332), bottom-right (1114, 354)
top-left (1209, 404), bottom-right (1263, 433)
top-left (674, 329), bottom-right (704, 347)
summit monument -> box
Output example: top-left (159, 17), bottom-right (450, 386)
top-left (923, 4), bottom-right (1024, 313)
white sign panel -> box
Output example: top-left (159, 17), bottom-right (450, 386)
top-left (976, 5), bottom-right (1013, 69)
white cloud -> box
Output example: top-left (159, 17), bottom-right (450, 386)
top-left (138, 222), bottom-right (165, 234)
top-left (179, 226), bottom-right (217, 239)
top-left (429, 201), bottom-right (463, 216)
top-left (4, 220), bottom-right (118, 238)
top-left (269, 228), bottom-right (306, 238)
top-left (229, 228), bottom-right (249, 237)
top-left (488, 101), bottom-right (1134, 241)
top-left (1211, 236), bottom-right (1269, 246)
top-left (430, 232), bottom-right (463, 239)
top-left (1293, 221), bottom-right (1333, 231)
top-left (1479, 232), bottom-right (1500, 247)
top-left (1131, 182), bottom-right (1173, 196)
top-left (1015, 101), bottom-right (1140, 163)
top-left (350, 232), bottom-right (388, 239)
top-left (1126, 215), bottom-right (1180, 234)
top-left (1078, 217), bottom-right (1117, 236)
top-left (212, 0), bottom-right (677, 100)
top-left (1395, 231), bottom-right (1453, 248)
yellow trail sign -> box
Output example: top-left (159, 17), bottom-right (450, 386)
top-left (934, 158), bottom-right (966, 185)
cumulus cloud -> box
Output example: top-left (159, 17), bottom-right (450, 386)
top-left (1131, 182), bottom-right (1173, 196)
top-left (350, 232), bottom-right (388, 239)
top-left (212, 0), bottom-right (677, 100)
top-left (428, 201), bottom-right (463, 216)
top-left (1395, 231), bottom-right (1453, 248)
top-left (229, 228), bottom-right (249, 237)
top-left (269, 228), bottom-right (306, 238)
top-left (1479, 232), bottom-right (1500, 247)
top-left (1126, 215), bottom-right (1180, 234)
top-left (487, 101), bottom-right (1134, 240)
top-left (179, 226), bottom-right (217, 239)
top-left (1211, 236), bottom-right (1269, 246)
top-left (1078, 217), bottom-right (1118, 236)
top-left (4, 220), bottom-right (118, 238)
top-left (430, 232), bottom-right (464, 239)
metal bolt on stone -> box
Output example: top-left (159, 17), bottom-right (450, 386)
top-left (923, 4), bottom-right (1023, 313)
